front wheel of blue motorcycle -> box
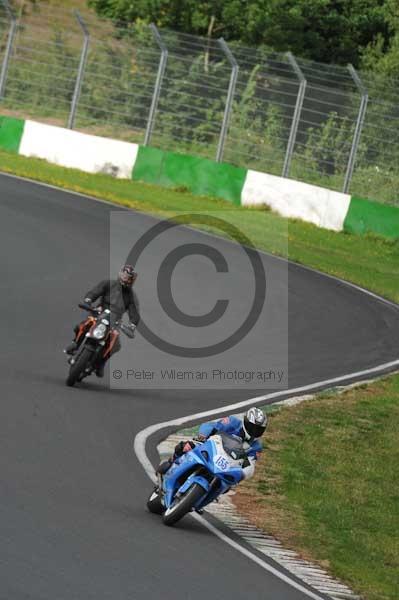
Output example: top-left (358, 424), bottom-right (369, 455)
top-left (162, 483), bottom-right (204, 527)
top-left (147, 488), bottom-right (165, 515)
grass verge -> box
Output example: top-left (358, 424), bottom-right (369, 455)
top-left (234, 375), bottom-right (399, 600)
top-left (0, 149), bottom-right (398, 303)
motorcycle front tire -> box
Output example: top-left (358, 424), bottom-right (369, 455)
top-left (162, 483), bottom-right (204, 526)
top-left (66, 347), bottom-right (93, 387)
top-left (147, 487), bottom-right (165, 515)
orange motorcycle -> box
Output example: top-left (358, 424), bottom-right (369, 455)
top-left (65, 302), bottom-right (133, 387)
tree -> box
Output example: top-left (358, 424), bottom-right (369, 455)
top-left (88, 1), bottom-right (227, 33)
top-left (88, 0), bottom-right (392, 66)
top-left (361, 0), bottom-right (399, 75)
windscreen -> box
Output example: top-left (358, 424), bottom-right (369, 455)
top-left (219, 433), bottom-right (246, 460)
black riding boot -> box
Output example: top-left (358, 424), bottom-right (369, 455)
top-left (95, 361), bottom-right (105, 378)
top-left (64, 341), bottom-right (77, 355)
top-left (156, 459), bottom-right (172, 475)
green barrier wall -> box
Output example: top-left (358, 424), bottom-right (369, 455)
top-left (132, 146), bottom-right (246, 205)
top-left (0, 116), bottom-right (25, 153)
top-left (344, 196), bottom-right (399, 240)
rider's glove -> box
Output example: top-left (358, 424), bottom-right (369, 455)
top-left (84, 297), bottom-right (92, 305)
top-left (174, 440), bottom-right (195, 457)
top-left (195, 433), bottom-right (207, 442)
top-left (128, 323), bottom-right (136, 338)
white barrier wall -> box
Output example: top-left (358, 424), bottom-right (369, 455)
top-left (19, 121), bottom-right (139, 179)
top-left (13, 118), bottom-right (355, 233)
top-left (242, 170), bottom-right (351, 232)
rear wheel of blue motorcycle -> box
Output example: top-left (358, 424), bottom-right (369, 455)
top-left (162, 483), bottom-right (204, 526)
top-left (147, 488), bottom-right (164, 515)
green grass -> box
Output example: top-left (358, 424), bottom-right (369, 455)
top-left (236, 376), bottom-right (399, 600)
top-left (0, 149), bottom-right (398, 303)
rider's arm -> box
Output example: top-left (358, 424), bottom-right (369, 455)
top-left (85, 280), bottom-right (107, 303)
top-left (246, 439), bottom-right (263, 460)
top-left (197, 421), bottom-right (217, 439)
top-left (128, 290), bottom-right (140, 326)
top-left (242, 456), bottom-right (256, 480)
top-left (198, 415), bottom-right (242, 439)
top-left (241, 440), bottom-right (262, 481)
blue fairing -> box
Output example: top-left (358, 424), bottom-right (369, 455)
top-left (162, 435), bottom-right (245, 511)
top-left (179, 474), bottom-right (210, 495)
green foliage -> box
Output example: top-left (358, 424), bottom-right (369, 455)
top-left (88, 0), bottom-right (392, 66)
top-left (4, 28), bottom-right (76, 116)
top-left (300, 112), bottom-right (360, 175)
top-left (223, 65), bottom-right (288, 172)
top-left (362, 32), bottom-right (399, 76)
top-left (88, 0), bottom-right (226, 31)
top-left (78, 42), bottom-right (152, 132)
top-left (261, 0), bottom-right (390, 65)
top-left (151, 52), bottom-right (229, 155)
top-left (361, 0), bottom-right (399, 76)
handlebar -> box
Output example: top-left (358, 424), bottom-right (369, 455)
top-left (78, 302), bottom-right (103, 314)
top-left (78, 302), bottom-right (92, 311)
top-left (192, 436), bottom-right (205, 444)
top-left (78, 303), bottom-right (135, 338)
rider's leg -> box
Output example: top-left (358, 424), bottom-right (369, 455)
top-left (65, 324), bottom-right (84, 354)
top-left (156, 459), bottom-right (173, 475)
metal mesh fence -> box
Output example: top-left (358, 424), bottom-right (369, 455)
top-left (0, 1), bottom-right (398, 205)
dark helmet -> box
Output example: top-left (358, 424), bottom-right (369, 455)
top-left (119, 264), bottom-right (137, 287)
top-left (243, 407), bottom-right (268, 441)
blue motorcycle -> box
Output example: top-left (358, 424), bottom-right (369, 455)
top-left (147, 433), bottom-right (250, 526)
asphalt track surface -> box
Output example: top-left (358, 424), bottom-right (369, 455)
top-left (1, 172), bottom-right (398, 600)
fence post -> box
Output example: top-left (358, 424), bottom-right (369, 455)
top-left (0, 0), bottom-right (17, 99)
top-left (67, 11), bottom-right (90, 130)
top-left (343, 65), bottom-right (368, 194)
top-left (282, 52), bottom-right (306, 178)
top-left (144, 24), bottom-right (168, 146)
top-left (216, 38), bottom-right (238, 163)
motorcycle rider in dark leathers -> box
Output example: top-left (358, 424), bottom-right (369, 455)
top-left (65, 265), bottom-right (140, 377)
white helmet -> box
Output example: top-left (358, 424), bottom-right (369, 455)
top-left (243, 407), bottom-right (267, 441)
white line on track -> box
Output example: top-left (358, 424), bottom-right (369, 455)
top-left (2, 170), bottom-right (399, 599)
